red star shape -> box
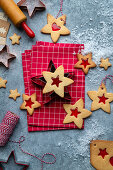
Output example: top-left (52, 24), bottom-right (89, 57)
top-left (71, 108), bottom-right (81, 118)
top-left (51, 76), bottom-right (62, 87)
top-left (80, 59), bottom-right (90, 68)
top-left (98, 148), bottom-right (108, 159)
top-left (25, 98), bottom-right (34, 108)
top-left (98, 94), bottom-right (109, 104)
top-left (0, 151), bottom-right (29, 170)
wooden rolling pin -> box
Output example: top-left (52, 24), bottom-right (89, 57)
top-left (0, 0), bottom-right (35, 38)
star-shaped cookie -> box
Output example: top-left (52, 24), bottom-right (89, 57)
top-left (20, 93), bottom-right (41, 115)
top-left (0, 77), bottom-right (7, 88)
top-left (9, 89), bottom-right (20, 101)
top-left (42, 65), bottom-right (74, 98)
top-left (90, 140), bottom-right (113, 170)
top-left (41, 13), bottom-right (70, 43)
top-left (74, 53), bottom-right (96, 74)
top-left (99, 58), bottom-right (112, 70)
top-left (0, 45), bottom-right (16, 67)
top-left (63, 99), bottom-right (92, 129)
top-left (9, 33), bottom-right (21, 45)
top-left (31, 60), bottom-right (75, 104)
top-left (31, 60), bottom-right (74, 103)
top-left (17, 0), bottom-right (45, 17)
top-left (87, 83), bottom-right (113, 113)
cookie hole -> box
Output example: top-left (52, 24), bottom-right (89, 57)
top-left (60, 18), bottom-right (63, 21)
top-left (51, 76), bottom-right (62, 87)
top-left (70, 108), bottom-right (81, 118)
top-left (98, 148), bottom-right (108, 159)
top-left (52, 23), bottom-right (61, 31)
top-left (80, 59), bottom-right (90, 68)
top-left (25, 98), bottom-right (34, 108)
top-left (94, 144), bottom-right (96, 146)
top-left (60, 18), bottom-right (66, 24)
top-left (98, 94), bottom-right (108, 104)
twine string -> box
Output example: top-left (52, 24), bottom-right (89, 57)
top-left (101, 75), bottom-right (113, 85)
top-left (9, 136), bottom-right (56, 170)
top-left (56, 0), bottom-right (64, 18)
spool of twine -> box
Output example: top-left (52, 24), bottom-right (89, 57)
top-left (0, 112), bottom-right (56, 169)
top-left (0, 111), bottom-right (19, 146)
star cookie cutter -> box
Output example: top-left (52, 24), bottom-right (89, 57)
top-left (31, 60), bottom-right (75, 104)
top-left (0, 150), bottom-right (29, 170)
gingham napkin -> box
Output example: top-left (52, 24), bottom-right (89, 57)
top-left (22, 41), bottom-right (85, 132)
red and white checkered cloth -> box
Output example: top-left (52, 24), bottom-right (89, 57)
top-left (22, 41), bottom-right (85, 132)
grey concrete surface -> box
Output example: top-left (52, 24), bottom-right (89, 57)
top-left (0, 0), bottom-right (113, 169)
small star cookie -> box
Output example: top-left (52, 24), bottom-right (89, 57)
top-left (20, 93), bottom-right (41, 115)
top-left (90, 140), bottom-right (113, 170)
top-left (9, 33), bottom-right (21, 45)
top-left (9, 89), bottom-right (20, 101)
top-left (74, 53), bottom-right (96, 74)
top-left (42, 65), bottom-right (74, 98)
top-left (63, 99), bottom-right (92, 129)
top-left (87, 83), bottom-right (113, 113)
top-left (0, 77), bottom-right (7, 88)
top-left (41, 13), bottom-right (70, 43)
top-left (99, 58), bottom-right (112, 70)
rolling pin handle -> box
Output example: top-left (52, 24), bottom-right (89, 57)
top-left (21, 22), bottom-right (35, 38)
